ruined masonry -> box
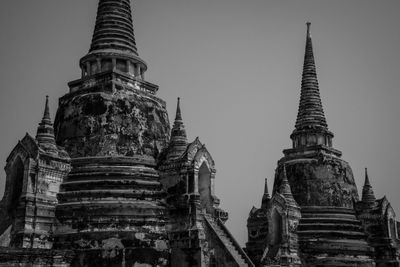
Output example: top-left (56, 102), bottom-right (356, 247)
top-left (0, 1), bottom-right (399, 267)
top-left (0, 0), bottom-right (252, 266)
top-left (246, 23), bottom-right (400, 266)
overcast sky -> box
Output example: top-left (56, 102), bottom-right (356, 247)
top-left (1, 0), bottom-right (400, 246)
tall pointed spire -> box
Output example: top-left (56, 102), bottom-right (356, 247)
top-left (362, 168), bottom-right (376, 205)
top-left (295, 22), bottom-right (327, 130)
top-left (166, 97), bottom-right (188, 160)
top-left (290, 22), bottom-right (334, 150)
top-left (90, 0), bottom-right (138, 55)
top-left (36, 96), bottom-right (57, 148)
top-left (261, 178), bottom-right (271, 208)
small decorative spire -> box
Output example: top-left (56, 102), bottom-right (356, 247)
top-left (362, 168), bottom-right (376, 205)
top-left (261, 178), bottom-right (271, 208)
top-left (42, 95), bottom-right (51, 124)
top-left (279, 165), bottom-right (295, 200)
top-left (364, 168), bottom-right (371, 186)
top-left (295, 22), bottom-right (328, 130)
top-left (175, 97), bottom-right (182, 121)
top-left (36, 96), bottom-right (57, 149)
top-left (263, 178), bottom-right (271, 199)
top-left (166, 97), bottom-right (188, 160)
top-left (306, 22), bottom-right (311, 37)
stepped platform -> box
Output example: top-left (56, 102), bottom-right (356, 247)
top-left (298, 206), bottom-right (375, 266)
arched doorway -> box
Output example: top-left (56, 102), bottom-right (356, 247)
top-left (270, 209), bottom-right (282, 246)
top-left (198, 162), bottom-right (212, 213)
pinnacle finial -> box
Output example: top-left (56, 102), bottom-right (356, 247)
top-left (264, 178), bottom-right (270, 197)
top-left (261, 177), bottom-right (271, 208)
top-left (364, 168), bottom-right (371, 186)
top-left (362, 167), bottom-right (376, 205)
top-left (36, 96), bottom-right (57, 147)
top-left (175, 97), bottom-right (182, 121)
top-left (42, 95), bottom-right (51, 123)
top-left (166, 97), bottom-right (188, 160)
top-left (279, 165), bottom-right (294, 200)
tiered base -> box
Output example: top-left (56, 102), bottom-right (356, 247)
top-left (54, 156), bottom-right (169, 266)
top-left (298, 206), bottom-right (375, 266)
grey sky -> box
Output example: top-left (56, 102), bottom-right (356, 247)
top-left (0, 0), bottom-right (400, 246)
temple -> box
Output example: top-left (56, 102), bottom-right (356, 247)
top-left (0, 1), bottom-right (399, 267)
top-left (246, 23), bottom-right (400, 266)
top-left (0, 0), bottom-right (251, 266)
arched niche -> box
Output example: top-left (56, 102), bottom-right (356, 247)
top-left (270, 208), bottom-right (283, 246)
top-left (384, 204), bottom-right (397, 239)
top-left (390, 218), bottom-right (397, 239)
top-left (198, 162), bottom-right (212, 213)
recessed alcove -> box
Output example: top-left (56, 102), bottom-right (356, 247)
top-left (198, 162), bottom-right (212, 213)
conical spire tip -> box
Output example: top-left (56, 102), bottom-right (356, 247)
top-left (36, 95), bottom-right (56, 147)
top-left (279, 164), bottom-right (294, 199)
top-left (175, 97), bottom-right (182, 121)
top-left (362, 167), bottom-right (376, 204)
top-left (43, 95), bottom-right (51, 122)
top-left (364, 167), bottom-right (371, 186)
top-left (283, 164), bottom-right (288, 179)
top-left (306, 22), bottom-right (311, 37)
top-left (261, 177), bottom-right (270, 208)
top-left (264, 178), bottom-right (269, 194)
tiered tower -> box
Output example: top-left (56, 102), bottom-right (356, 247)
top-left (0, 1), bottom-right (251, 266)
top-left (275, 25), bottom-right (376, 266)
top-left (247, 23), bottom-right (377, 266)
top-left (51, 1), bottom-right (250, 266)
top-left (53, 0), bottom-right (171, 264)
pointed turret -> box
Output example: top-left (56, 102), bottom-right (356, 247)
top-left (362, 168), bottom-right (376, 205)
top-left (80, 0), bottom-right (147, 79)
top-left (166, 97), bottom-right (188, 160)
top-left (290, 23), bottom-right (334, 149)
top-left (175, 97), bottom-right (183, 121)
top-left (261, 178), bottom-right (271, 209)
top-left (36, 96), bottom-right (57, 149)
top-left (42, 95), bottom-right (51, 124)
top-left (279, 165), bottom-right (295, 200)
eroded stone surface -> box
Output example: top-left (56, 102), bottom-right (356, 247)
top-left (55, 87), bottom-right (170, 158)
top-left (274, 157), bottom-right (358, 208)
